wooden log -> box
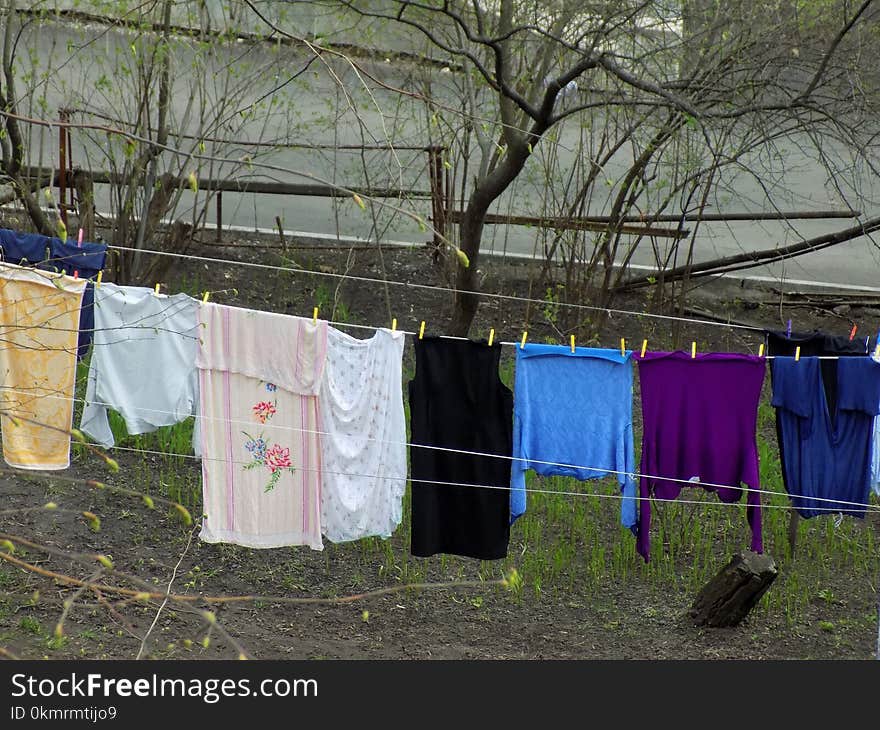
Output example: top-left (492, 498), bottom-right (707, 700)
top-left (690, 551), bottom-right (778, 627)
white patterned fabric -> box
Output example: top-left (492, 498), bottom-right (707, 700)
top-left (319, 327), bottom-right (406, 543)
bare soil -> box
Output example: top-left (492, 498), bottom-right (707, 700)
top-left (1, 230), bottom-right (878, 660)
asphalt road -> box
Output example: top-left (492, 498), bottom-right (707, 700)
top-left (13, 10), bottom-right (880, 290)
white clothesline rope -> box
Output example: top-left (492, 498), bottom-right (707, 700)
top-left (9, 379), bottom-right (867, 510)
top-left (2, 381), bottom-right (878, 511)
top-left (105, 243), bottom-right (769, 333)
top-left (3, 256), bottom-right (879, 511)
top-left (78, 442), bottom-right (880, 515)
top-left (2, 248), bottom-right (873, 355)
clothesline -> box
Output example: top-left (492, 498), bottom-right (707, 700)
top-left (105, 243), bottom-right (770, 333)
top-left (4, 249), bottom-right (879, 536)
top-left (21, 382), bottom-right (873, 512)
top-left (82, 275), bottom-right (872, 358)
top-left (319, 317), bottom-right (873, 358)
top-left (93, 442), bottom-right (880, 515)
top-left (7, 234), bottom-right (878, 560)
top-left (5, 266), bottom-right (880, 513)
top-left (4, 242), bottom-right (871, 352)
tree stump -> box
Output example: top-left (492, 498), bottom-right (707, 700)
top-left (690, 551), bottom-right (777, 627)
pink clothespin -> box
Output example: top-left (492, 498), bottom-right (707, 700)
top-left (73, 270), bottom-right (79, 279)
top-left (77, 229), bottom-right (83, 248)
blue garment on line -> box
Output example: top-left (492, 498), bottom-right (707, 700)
top-left (0, 228), bottom-right (107, 360)
top-left (871, 415), bottom-right (880, 496)
top-left (510, 344), bottom-right (637, 533)
top-left (772, 356), bottom-right (880, 518)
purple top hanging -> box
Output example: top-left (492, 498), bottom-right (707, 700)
top-left (634, 352), bottom-right (765, 561)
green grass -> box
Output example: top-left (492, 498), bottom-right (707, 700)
top-left (18, 616), bottom-right (42, 635)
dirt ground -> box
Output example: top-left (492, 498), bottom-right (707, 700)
top-left (1, 228), bottom-right (878, 660)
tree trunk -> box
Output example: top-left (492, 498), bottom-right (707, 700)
top-left (449, 204), bottom-right (485, 336)
top-left (448, 141), bottom-right (538, 336)
top-left (619, 213), bottom-right (880, 290)
top-left (72, 168), bottom-right (95, 241)
top-left (690, 551), bottom-right (778, 627)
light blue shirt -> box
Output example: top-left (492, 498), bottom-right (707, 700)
top-left (510, 344), bottom-right (637, 532)
top-left (80, 283), bottom-right (200, 452)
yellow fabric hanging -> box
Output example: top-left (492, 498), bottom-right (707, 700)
top-left (0, 263), bottom-right (86, 470)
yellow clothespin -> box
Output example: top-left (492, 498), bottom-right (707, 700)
top-left (641, 339), bottom-right (648, 358)
top-left (620, 337), bottom-right (625, 357)
top-left (488, 328), bottom-right (494, 347)
top-left (758, 343), bottom-right (765, 357)
top-left (154, 283), bottom-right (161, 296)
top-left (419, 321), bottom-right (426, 340)
top-left (313, 307), bottom-right (318, 326)
top-left (202, 291), bottom-right (210, 303)
top-left (96, 271), bottom-right (103, 288)
top-left (570, 334), bottom-right (576, 353)
top-left (691, 342), bottom-right (697, 359)
top-left (795, 346), bottom-right (801, 362)
top-left (520, 331), bottom-right (528, 349)
top-left (392, 318), bottom-right (397, 332)
top-left (873, 341), bottom-right (880, 359)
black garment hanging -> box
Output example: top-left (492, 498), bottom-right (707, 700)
top-left (408, 337), bottom-right (513, 560)
top-left (764, 328), bottom-right (868, 495)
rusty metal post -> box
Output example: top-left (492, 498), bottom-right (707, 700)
top-left (67, 124), bottom-right (74, 222)
top-left (427, 146), bottom-right (445, 248)
top-left (58, 109), bottom-right (69, 228)
top-left (216, 191), bottom-right (222, 243)
top-left (442, 145), bottom-right (451, 246)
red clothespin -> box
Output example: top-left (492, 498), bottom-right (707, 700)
top-left (73, 270), bottom-right (79, 279)
top-left (849, 323), bottom-right (857, 341)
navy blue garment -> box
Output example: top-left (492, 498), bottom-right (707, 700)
top-left (771, 356), bottom-right (880, 518)
top-left (0, 228), bottom-right (107, 360)
top-left (765, 328), bottom-right (868, 496)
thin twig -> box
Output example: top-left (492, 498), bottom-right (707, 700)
top-left (136, 527), bottom-right (195, 659)
top-left (0, 548), bottom-right (508, 605)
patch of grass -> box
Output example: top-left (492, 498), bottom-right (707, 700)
top-left (0, 566), bottom-right (15, 589)
top-left (46, 635), bottom-right (69, 650)
top-left (18, 616), bottom-right (42, 635)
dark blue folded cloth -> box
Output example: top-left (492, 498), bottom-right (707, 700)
top-left (0, 228), bottom-right (108, 360)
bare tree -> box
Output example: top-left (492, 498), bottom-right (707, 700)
top-left (285, 0), bottom-right (880, 336)
top-left (0, 0), bottom-right (56, 236)
top-left (0, 1), bottom-right (324, 284)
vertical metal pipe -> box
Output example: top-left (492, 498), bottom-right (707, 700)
top-left (58, 109), bottom-right (68, 228)
top-left (428, 146), bottom-right (441, 248)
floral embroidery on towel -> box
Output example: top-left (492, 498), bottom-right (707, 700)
top-left (252, 400), bottom-right (276, 423)
top-left (242, 382), bottom-right (294, 492)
